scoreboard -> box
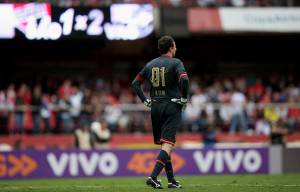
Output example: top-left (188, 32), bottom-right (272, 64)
top-left (0, 3), bottom-right (154, 40)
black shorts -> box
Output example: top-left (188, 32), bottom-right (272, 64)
top-left (151, 100), bottom-right (182, 145)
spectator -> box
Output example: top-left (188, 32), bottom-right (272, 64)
top-left (58, 79), bottom-right (72, 99)
top-left (185, 87), bottom-right (207, 132)
top-left (287, 98), bottom-right (300, 133)
top-left (247, 78), bottom-right (265, 103)
top-left (198, 110), bottom-right (209, 133)
top-left (270, 118), bottom-right (289, 146)
top-left (5, 84), bottom-right (15, 134)
top-left (81, 87), bottom-right (93, 128)
top-left (104, 105), bottom-right (122, 132)
top-left (57, 94), bottom-right (71, 133)
top-left (74, 123), bottom-right (93, 150)
top-left (219, 97), bottom-right (233, 132)
top-left (6, 83), bottom-right (16, 108)
top-left (184, 103), bottom-right (200, 132)
top-left (69, 84), bottom-right (83, 130)
top-left (255, 110), bottom-right (271, 135)
top-left (229, 88), bottom-right (249, 134)
top-left (15, 84), bottom-right (28, 134)
top-left (264, 105), bottom-right (279, 124)
top-left (40, 95), bottom-right (52, 133)
top-left (31, 85), bottom-right (42, 134)
top-left (90, 120), bottom-right (111, 148)
top-left (0, 90), bottom-right (8, 134)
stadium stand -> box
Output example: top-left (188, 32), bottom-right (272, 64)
top-left (0, 74), bottom-right (300, 136)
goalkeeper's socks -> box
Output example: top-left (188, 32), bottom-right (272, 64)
top-left (150, 150), bottom-right (169, 179)
top-left (165, 155), bottom-right (175, 183)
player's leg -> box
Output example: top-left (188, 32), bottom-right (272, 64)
top-left (160, 142), bottom-right (182, 188)
top-left (146, 143), bottom-right (170, 189)
top-left (161, 102), bottom-right (182, 188)
top-left (151, 100), bottom-right (162, 145)
top-left (165, 153), bottom-right (174, 182)
top-left (150, 143), bottom-right (171, 179)
top-left (146, 101), bottom-right (164, 189)
top-left (162, 143), bottom-right (182, 188)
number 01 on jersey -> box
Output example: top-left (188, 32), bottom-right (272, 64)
top-left (151, 67), bottom-right (166, 87)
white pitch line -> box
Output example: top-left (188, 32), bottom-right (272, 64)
top-left (192, 184), bottom-right (300, 187)
top-left (0, 185), bottom-right (139, 190)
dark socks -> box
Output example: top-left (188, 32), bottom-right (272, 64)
top-left (150, 150), bottom-right (169, 179)
top-left (165, 155), bottom-right (175, 182)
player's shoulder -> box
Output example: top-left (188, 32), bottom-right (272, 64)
top-left (145, 57), bottom-right (163, 68)
top-left (148, 57), bottom-right (160, 64)
top-left (160, 57), bottom-right (182, 63)
top-left (170, 58), bottom-right (183, 67)
top-left (172, 57), bottom-right (182, 62)
top-left (158, 57), bottom-right (183, 64)
top-left (144, 59), bottom-right (157, 69)
top-left (146, 57), bottom-right (182, 66)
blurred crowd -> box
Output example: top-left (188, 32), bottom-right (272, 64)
top-left (0, 0), bottom-right (296, 7)
top-left (185, 74), bottom-right (300, 137)
top-left (0, 77), bottom-right (150, 135)
top-left (0, 73), bottom-right (300, 137)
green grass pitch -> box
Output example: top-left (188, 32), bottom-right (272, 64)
top-left (1, 174), bottom-right (300, 192)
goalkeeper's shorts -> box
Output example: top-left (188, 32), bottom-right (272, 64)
top-left (151, 100), bottom-right (182, 145)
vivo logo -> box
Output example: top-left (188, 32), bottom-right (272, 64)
top-left (47, 152), bottom-right (118, 177)
top-left (193, 150), bottom-right (262, 173)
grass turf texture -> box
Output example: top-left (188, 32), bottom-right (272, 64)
top-left (1, 174), bottom-right (300, 192)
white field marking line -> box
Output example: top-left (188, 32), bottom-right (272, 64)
top-left (2, 184), bottom-right (300, 190)
top-left (192, 184), bottom-right (300, 187)
top-left (0, 185), bottom-right (140, 190)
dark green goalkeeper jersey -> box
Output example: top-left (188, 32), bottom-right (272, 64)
top-left (135, 56), bottom-right (188, 101)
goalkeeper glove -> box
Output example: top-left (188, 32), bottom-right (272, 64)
top-left (143, 98), bottom-right (151, 108)
top-left (171, 98), bottom-right (187, 108)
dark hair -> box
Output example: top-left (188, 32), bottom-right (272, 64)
top-left (158, 35), bottom-right (175, 54)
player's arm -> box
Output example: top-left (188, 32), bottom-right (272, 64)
top-left (171, 61), bottom-right (189, 105)
top-left (131, 67), bottom-right (151, 108)
top-left (179, 72), bottom-right (189, 99)
top-left (177, 60), bottom-right (189, 99)
top-left (131, 73), bottom-right (147, 103)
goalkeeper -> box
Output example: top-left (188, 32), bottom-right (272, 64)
top-left (131, 35), bottom-right (189, 189)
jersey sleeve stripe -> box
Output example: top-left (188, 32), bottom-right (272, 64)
top-left (178, 72), bottom-right (187, 81)
top-left (135, 74), bottom-right (144, 83)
